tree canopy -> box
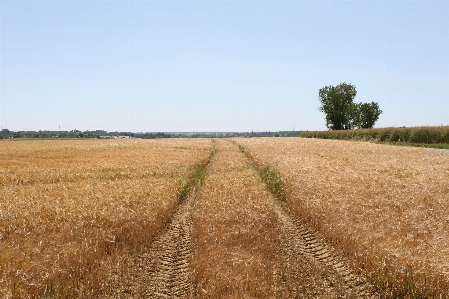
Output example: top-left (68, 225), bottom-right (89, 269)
top-left (318, 83), bottom-right (382, 130)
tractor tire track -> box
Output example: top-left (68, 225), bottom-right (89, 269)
top-left (146, 197), bottom-right (194, 298)
top-left (237, 145), bottom-right (377, 298)
top-left (104, 145), bottom-right (215, 299)
top-left (272, 198), bottom-right (378, 298)
top-left (104, 197), bottom-right (195, 299)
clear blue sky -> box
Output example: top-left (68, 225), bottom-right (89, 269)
top-left (1, 1), bottom-right (448, 132)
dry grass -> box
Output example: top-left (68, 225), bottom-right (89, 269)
top-left (236, 137), bottom-right (449, 297)
top-left (0, 139), bottom-right (211, 298)
top-left (191, 140), bottom-right (280, 298)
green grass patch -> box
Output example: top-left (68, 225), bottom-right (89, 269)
top-left (232, 141), bottom-right (286, 201)
top-left (258, 165), bottom-right (286, 201)
top-left (178, 140), bottom-right (216, 202)
top-left (387, 142), bottom-right (449, 150)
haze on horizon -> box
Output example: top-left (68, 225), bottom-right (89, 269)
top-left (1, 1), bottom-right (448, 133)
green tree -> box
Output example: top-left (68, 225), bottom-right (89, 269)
top-left (354, 102), bottom-right (383, 129)
top-left (1, 129), bottom-right (10, 138)
top-left (318, 83), bottom-right (357, 130)
top-left (318, 83), bottom-right (382, 130)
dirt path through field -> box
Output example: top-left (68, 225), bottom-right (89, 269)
top-left (104, 140), bottom-right (377, 298)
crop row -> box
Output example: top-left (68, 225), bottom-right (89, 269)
top-left (300, 126), bottom-right (449, 145)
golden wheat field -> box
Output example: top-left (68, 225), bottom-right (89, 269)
top-left (0, 139), bottom-right (211, 298)
top-left (236, 137), bottom-right (449, 295)
top-left (2, 137), bottom-right (449, 298)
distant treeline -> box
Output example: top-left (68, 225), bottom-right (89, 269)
top-left (0, 130), bottom-right (181, 139)
top-left (1, 129), bottom-right (301, 139)
top-left (300, 126), bottom-right (449, 145)
top-left (1, 129), bottom-right (114, 139)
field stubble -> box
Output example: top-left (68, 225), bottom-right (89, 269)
top-left (236, 137), bottom-right (449, 297)
top-left (0, 139), bottom-right (211, 298)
